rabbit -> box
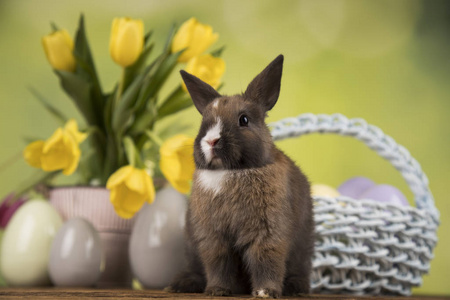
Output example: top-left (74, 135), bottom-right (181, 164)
top-left (165, 55), bottom-right (314, 298)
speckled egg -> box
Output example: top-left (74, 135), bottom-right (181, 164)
top-left (1, 200), bottom-right (63, 286)
top-left (129, 187), bottom-right (187, 289)
top-left (48, 217), bottom-right (103, 287)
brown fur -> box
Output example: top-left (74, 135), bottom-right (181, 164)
top-left (166, 55), bottom-right (314, 298)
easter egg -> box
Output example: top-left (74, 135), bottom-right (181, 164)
top-left (48, 218), bottom-right (103, 287)
top-left (1, 200), bottom-right (63, 286)
top-left (338, 176), bottom-right (376, 199)
top-left (0, 199), bottom-right (26, 229)
top-left (359, 184), bottom-right (409, 206)
top-left (0, 194), bottom-right (26, 229)
top-left (129, 187), bottom-right (187, 289)
top-left (311, 184), bottom-right (340, 198)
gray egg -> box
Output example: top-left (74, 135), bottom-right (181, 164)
top-left (48, 217), bottom-right (103, 287)
top-left (129, 187), bottom-right (187, 289)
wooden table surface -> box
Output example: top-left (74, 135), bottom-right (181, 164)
top-left (0, 289), bottom-right (448, 300)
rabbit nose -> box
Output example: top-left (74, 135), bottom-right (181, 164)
top-left (207, 138), bottom-right (220, 147)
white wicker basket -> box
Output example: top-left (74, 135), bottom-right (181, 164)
top-left (269, 113), bottom-right (439, 296)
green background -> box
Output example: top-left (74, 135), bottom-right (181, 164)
top-left (0, 0), bottom-right (448, 295)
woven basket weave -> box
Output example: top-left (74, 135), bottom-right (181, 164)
top-left (269, 113), bottom-right (439, 296)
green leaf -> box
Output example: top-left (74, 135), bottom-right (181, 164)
top-left (112, 73), bottom-right (147, 133)
top-left (157, 122), bottom-right (192, 140)
top-left (123, 43), bottom-right (154, 92)
top-left (130, 24), bottom-right (180, 114)
top-left (128, 111), bottom-right (154, 136)
top-left (163, 23), bottom-right (176, 53)
top-left (145, 130), bottom-right (163, 147)
top-left (157, 85), bottom-right (184, 109)
top-left (73, 14), bottom-right (104, 127)
top-left (102, 91), bottom-right (119, 184)
top-left (211, 46), bottom-right (226, 57)
top-left (23, 136), bottom-right (43, 144)
top-left (156, 83), bottom-right (224, 121)
top-left (123, 136), bottom-right (136, 166)
top-left (157, 86), bottom-right (193, 120)
top-left (0, 151), bottom-right (23, 174)
top-left (125, 52), bottom-right (163, 111)
top-left (14, 170), bottom-right (60, 198)
top-left (157, 96), bottom-right (193, 120)
top-left (123, 136), bottom-right (144, 168)
top-left (135, 50), bottom-right (183, 112)
top-left (74, 14), bottom-right (100, 88)
top-left (28, 87), bottom-right (67, 125)
top-left (50, 22), bottom-right (59, 32)
top-left (103, 91), bottom-right (115, 134)
top-left (77, 146), bottom-right (98, 185)
top-left (55, 70), bottom-right (96, 125)
top-left (85, 126), bottom-right (106, 144)
top-left (144, 30), bottom-right (153, 46)
top-left (102, 136), bottom-right (119, 184)
top-left (128, 97), bottom-right (159, 136)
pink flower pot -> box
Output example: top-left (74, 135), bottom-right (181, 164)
top-left (49, 187), bottom-right (135, 288)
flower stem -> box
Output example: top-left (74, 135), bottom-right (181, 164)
top-left (14, 170), bottom-right (60, 200)
top-left (113, 68), bottom-right (127, 169)
top-left (145, 130), bottom-right (163, 147)
top-left (114, 68), bottom-right (126, 110)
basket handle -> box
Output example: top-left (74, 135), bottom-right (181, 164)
top-left (269, 113), bottom-right (439, 222)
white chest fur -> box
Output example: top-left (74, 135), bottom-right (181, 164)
top-left (196, 169), bottom-right (229, 196)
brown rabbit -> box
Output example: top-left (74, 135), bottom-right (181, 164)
top-left (165, 55), bottom-right (314, 298)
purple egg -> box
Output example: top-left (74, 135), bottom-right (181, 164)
top-left (0, 195), bottom-right (13, 223)
top-left (1, 200), bottom-right (26, 228)
top-left (0, 194), bottom-right (27, 229)
top-left (359, 184), bottom-right (409, 206)
top-left (338, 177), bottom-right (376, 199)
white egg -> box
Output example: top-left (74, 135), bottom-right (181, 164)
top-left (129, 187), bottom-right (187, 289)
top-left (48, 218), bottom-right (103, 287)
top-left (1, 200), bottom-right (62, 286)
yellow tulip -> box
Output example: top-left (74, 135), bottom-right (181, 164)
top-left (40, 128), bottom-right (80, 175)
top-left (23, 141), bottom-right (45, 169)
top-left (159, 135), bottom-right (195, 194)
top-left (182, 54), bottom-right (225, 91)
top-left (23, 119), bottom-right (87, 175)
top-left (110, 17), bottom-right (144, 67)
top-left (172, 17), bottom-right (218, 63)
top-left (42, 29), bottom-right (76, 72)
top-left (106, 165), bottom-right (155, 219)
top-left (64, 119), bottom-right (88, 143)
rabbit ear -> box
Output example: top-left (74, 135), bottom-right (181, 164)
top-left (180, 70), bottom-right (221, 115)
top-left (245, 55), bottom-right (284, 111)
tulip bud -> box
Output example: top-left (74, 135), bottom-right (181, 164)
top-left (159, 135), bottom-right (195, 194)
top-left (110, 17), bottom-right (144, 68)
top-left (23, 119), bottom-right (87, 176)
top-left (172, 18), bottom-right (218, 63)
top-left (182, 54), bottom-right (225, 91)
top-left (106, 165), bottom-right (155, 219)
top-left (42, 29), bottom-right (76, 72)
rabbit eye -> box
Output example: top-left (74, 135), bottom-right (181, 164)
top-left (239, 114), bottom-right (249, 127)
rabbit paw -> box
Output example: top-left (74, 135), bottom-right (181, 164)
top-left (204, 286), bottom-right (232, 296)
top-left (283, 276), bottom-right (310, 296)
top-left (164, 272), bottom-right (205, 293)
top-left (252, 288), bottom-right (281, 299)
